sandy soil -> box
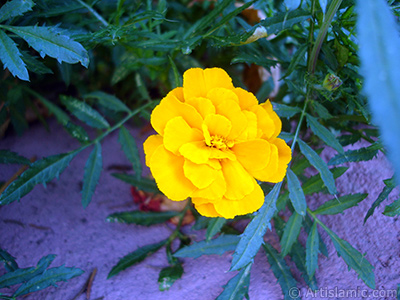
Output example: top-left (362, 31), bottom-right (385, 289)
top-left (0, 119), bottom-right (399, 300)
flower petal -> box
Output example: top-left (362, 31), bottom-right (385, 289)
top-left (191, 170), bottom-right (226, 199)
top-left (236, 111), bottom-right (258, 141)
top-left (183, 160), bottom-right (218, 189)
top-left (207, 88), bottom-right (247, 139)
top-left (261, 100), bottom-right (282, 139)
top-left (179, 141), bottom-right (211, 164)
top-left (251, 143), bottom-right (279, 182)
top-left (249, 104), bottom-right (276, 140)
top-left (164, 116), bottom-right (203, 154)
top-left (151, 93), bottom-right (203, 135)
top-left (232, 139), bottom-right (271, 172)
top-left (221, 159), bottom-right (254, 200)
top-left (143, 134), bottom-right (163, 167)
top-left (203, 114), bottom-right (232, 138)
top-left (169, 87), bottom-right (184, 102)
top-left (185, 97), bottom-right (216, 119)
top-left (192, 201), bottom-right (223, 218)
top-left (233, 87), bottom-right (258, 110)
top-left (264, 138), bottom-right (292, 183)
top-left (214, 180), bottom-right (264, 219)
top-left (150, 145), bottom-right (196, 200)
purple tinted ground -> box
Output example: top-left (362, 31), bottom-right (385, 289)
top-left (0, 119), bottom-right (399, 300)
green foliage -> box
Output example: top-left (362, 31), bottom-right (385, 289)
top-left (108, 239), bottom-right (167, 279)
top-left (118, 126), bottom-right (142, 180)
top-left (280, 212), bottom-right (303, 256)
top-left (328, 143), bottom-right (381, 165)
top-left (158, 263), bottom-right (184, 291)
top-left (305, 222), bottom-right (319, 280)
top-left (0, 150), bottom-right (30, 165)
top-left (364, 177), bottom-right (396, 223)
top-left (216, 263), bottom-right (251, 300)
top-left (206, 218), bottom-right (227, 241)
top-left (111, 173), bottom-right (159, 194)
top-left (0, 251), bottom-right (83, 299)
top-left (286, 169), bottom-right (307, 216)
top-left (81, 143), bottom-right (102, 208)
top-left (106, 210), bottom-right (179, 226)
top-left (313, 193), bottom-right (368, 215)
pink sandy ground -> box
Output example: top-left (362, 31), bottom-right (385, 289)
top-left (0, 119), bottom-right (399, 300)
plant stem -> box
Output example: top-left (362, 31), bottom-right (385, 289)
top-left (76, 0), bottom-right (109, 27)
top-left (168, 201), bottom-right (191, 243)
top-left (308, 0), bottom-right (343, 74)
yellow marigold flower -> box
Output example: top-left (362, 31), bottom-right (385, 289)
top-left (143, 68), bottom-right (291, 219)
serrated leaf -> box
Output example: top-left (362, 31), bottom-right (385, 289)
top-left (216, 263), bottom-right (252, 300)
top-left (0, 150), bottom-right (80, 205)
top-left (287, 169), bottom-right (307, 216)
top-left (304, 214), bottom-right (329, 258)
top-left (281, 212), bottom-right (303, 257)
top-left (230, 183), bottom-right (280, 271)
top-left (0, 0), bottom-right (35, 23)
top-left (0, 150), bottom-right (30, 165)
top-left (323, 226), bottom-right (375, 288)
top-left (306, 222), bottom-right (319, 280)
top-left (20, 51), bottom-right (53, 75)
top-left (283, 43), bottom-right (308, 78)
top-left (357, 0), bottom-right (400, 188)
top-left (81, 143), bottom-right (102, 208)
top-left (272, 103), bottom-right (302, 119)
top-left (108, 239), bottom-right (167, 278)
top-left (290, 242), bottom-right (318, 290)
top-left (158, 263), bottom-right (184, 291)
top-left (328, 143), bottom-right (381, 165)
top-left (13, 265), bottom-right (84, 297)
top-left (173, 235), bottom-right (240, 259)
top-left (303, 167), bottom-right (347, 196)
top-left (298, 139), bottom-right (336, 194)
top-left (106, 210), bottom-right (179, 226)
top-left (364, 181), bottom-right (395, 223)
top-left (313, 193), bottom-right (367, 215)
top-left (63, 122), bottom-right (90, 143)
top-left (0, 30), bottom-right (29, 81)
top-left (306, 114), bottom-right (344, 154)
top-left (4, 25), bottom-right (89, 67)
top-left (32, 92), bottom-right (69, 125)
top-left (111, 173), bottom-right (159, 194)
top-left (61, 96), bottom-right (110, 129)
top-left (118, 126), bottom-right (142, 179)
top-left (206, 217), bottom-right (226, 241)
top-left (0, 249), bottom-right (18, 272)
top-left (383, 198), bottom-right (400, 217)
top-left (263, 243), bottom-right (299, 300)
top-left (0, 254), bottom-right (55, 289)
top-left (85, 91), bottom-right (130, 113)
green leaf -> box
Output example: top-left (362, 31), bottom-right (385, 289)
top-left (4, 25), bottom-right (89, 67)
top-left (304, 214), bottom-right (329, 258)
top-left (0, 150), bottom-right (80, 205)
top-left (357, 0), bottom-right (400, 187)
top-left (32, 92), bottom-right (70, 125)
top-left (61, 96), bottom-right (110, 129)
top-left (111, 173), bottom-right (159, 194)
top-left (20, 51), bottom-right (53, 75)
top-left (0, 255), bottom-right (55, 289)
top-left (364, 179), bottom-right (395, 223)
top-left (289, 241), bottom-right (318, 290)
top-left (0, 0), bottom-right (35, 23)
top-left (283, 43), bottom-right (308, 78)
top-left (118, 126), bottom-right (142, 179)
top-left (206, 218), bottom-right (226, 241)
top-left (173, 235), bottom-right (240, 259)
top-left (81, 143), bottom-right (102, 208)
top-left (328, 143), bottom-right (381, 165)
top-left (306, 114), bottom-right (344, 154)
top-left (263, 243), bottom-right (299, 300)
top-left (313, 193), bottom-right (367, 215)
top-left (383, 198), bottom-right (400, 217)
top-left (108, 239), bottom-right (167, 278)
top-left (230, 183), bottom-right (280, 271)
top-left (298, 139), bottom-right (336, 194)
top-left (302, 167), bottom-right (348, 196)
top-left (13, 265), bottom-right (84, 297)
top-left (287, 169), bottom-right (307, 216)
top-left (0, 150), bottom-right (30, 165)
top-left (0, 30), bottom-right (29, 81)
top-left (323, 226), bottom-right (375, 289)
top-left (280, 212), bottom-right (303, 257)
top-left (63, 122), bottom-right (90, 143)
top-left (272, 103), bottom-right (302, 119)
top-left (85, 91), bottom-right (130, 113)
top-left (305, 222), bottom-right (319, 280)
top-left (106, 210), bottom-right (179, 226)
top-left (0, 249), bottom-right (18, 272)
top-left (216, 263), bottom-right (252, 300)
top-left (259, 9), bottom-right (310, 36)
top-left (158, 263), bottom-right (184, 291)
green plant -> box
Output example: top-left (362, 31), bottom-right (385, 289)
top-left (1, 0), bottom-right (400, 299)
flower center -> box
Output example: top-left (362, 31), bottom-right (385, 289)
top-left (206, 135), bottom-right (234, 150)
